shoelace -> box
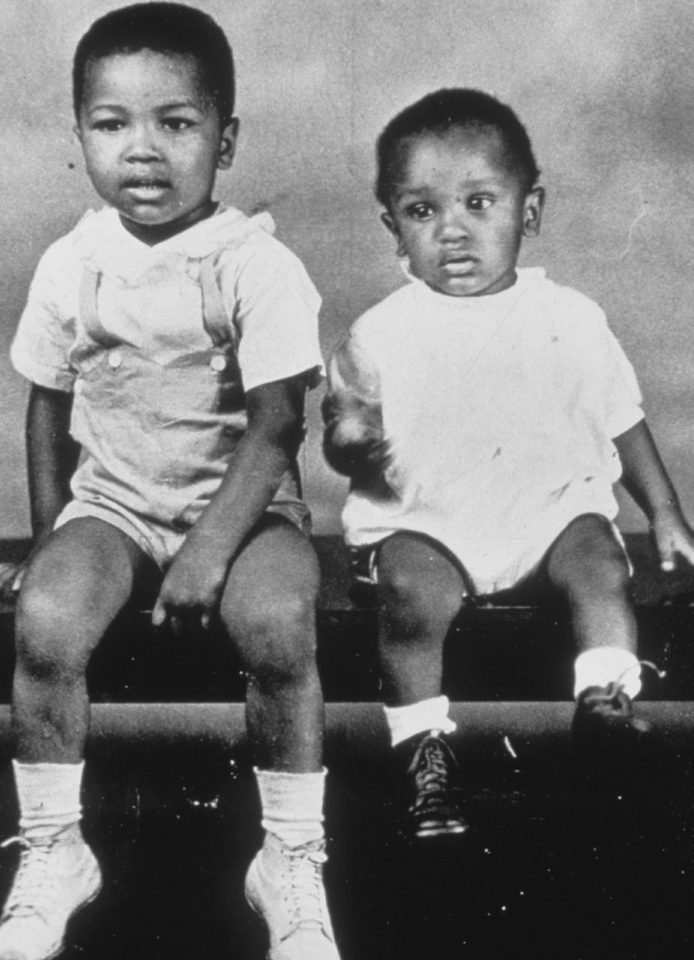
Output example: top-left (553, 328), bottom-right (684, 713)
top-left (410, 737), bottom-right (453, 810)
top-left (582, 682), bottom-right (633, 718)
top-left (582, 659), bottom-right (667, 712)
top-left (281, 842), bottom-right (330, 940)
top-left (0, 835), bottom-right (60, 924)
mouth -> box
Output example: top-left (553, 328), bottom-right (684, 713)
top-left (440, 253), bottom-right (476, 275)
top-left (121, 179), bottom-right (172, 200)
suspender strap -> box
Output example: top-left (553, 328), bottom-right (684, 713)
top-left (199, 252), bottom-right (232, 348)
top-left (78, 267), bottom-right (120, 344)
top-left (78, 253), bottom-right (233, 349)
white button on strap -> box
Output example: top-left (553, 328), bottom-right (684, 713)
top-left (108, 350), bottom-right (123, 370)
top-left (210, 355), bottom-right (226, 372)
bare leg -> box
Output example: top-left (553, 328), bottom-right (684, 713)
top-left (219, 516), bottom-right (322, 772)
top-left (547, 516), bottom-right (656, 780)
top-left (225, 519), bottom-right (340, 956)
top-left (376, 533), bottom-right (465, 706)
top-left (545, 514), bottom-right (636, 655)
top-left (13, 518), bottom-right (151, 763)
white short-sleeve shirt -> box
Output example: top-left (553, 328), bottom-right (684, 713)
top-left (11, 204), bottom-right (324, 532)
top-left (332, 268), bottom-right (644, 594)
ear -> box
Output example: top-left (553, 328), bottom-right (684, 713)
top-left (217, 117), bottom-right (239, 170)
top-left (380, 210), bottom-right (407, 258)
top-left (522, 186), bottom-right (545, 238)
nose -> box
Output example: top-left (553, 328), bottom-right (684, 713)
top-left (438, 202), bottom-right (470, 241)
top-left (123, 122), bottom-right (162, 163)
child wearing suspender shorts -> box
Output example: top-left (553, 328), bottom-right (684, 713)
top-left (1, 6), bottom-right (340, 959)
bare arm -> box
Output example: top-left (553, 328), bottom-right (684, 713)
top-left (322, 338), bottom-right (389, 481)
top-left (0, 384), bottom-right (80, 598)
top-left (151, 370), bottom-right (310, 629)
top-left (614, 418), bottom-right (694, 570)
top-left (26, 384), bottom-right (80, 542)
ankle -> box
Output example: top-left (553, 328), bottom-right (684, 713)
top-left (19, 821), bottom-right (83, 845)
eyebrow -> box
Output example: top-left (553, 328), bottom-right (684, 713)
top-left (394, 178), bottom-right (503, 200)
top-left (86, 99), bottom-right (204, 114)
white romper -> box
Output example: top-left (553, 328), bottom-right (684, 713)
top-left (12, 205), bottom-right (324, 565)
top-left (331, 268), bottom-right (643, 595)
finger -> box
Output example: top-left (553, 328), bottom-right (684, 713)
top-left (675, 543), bottom-right (694, 567)
top-left (660, 544), bottom-right (676, 572)
top-left (151, 598), bottom-right (167, 627)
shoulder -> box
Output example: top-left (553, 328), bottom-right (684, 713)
top-left (520, 269), bottom-right (611, 348)
top-left (215, 207), bottom-right (305, 272)
top-left (349, 283), bottom-right (416, 340)
top-left (216, 210), bottom-right (320, 309)
top-left (26, 214), bottom-right (93, 303)
top-left (523, 269), bottom-right (606, 321)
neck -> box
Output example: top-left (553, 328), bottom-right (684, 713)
top-left (119, 201), bottom-right (218, 246)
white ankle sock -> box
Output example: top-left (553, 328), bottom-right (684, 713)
top-left (574, 647), bottom-right (642, 700)
top-left (384, 695), bottom-right (456, 747)
top-left (13, 760), bottom-right (84, 839)
top-left (254, 768), bottom-right (326, 848)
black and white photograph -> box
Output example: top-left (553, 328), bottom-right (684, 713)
top-left (0, 1), bottom-right (693, 957)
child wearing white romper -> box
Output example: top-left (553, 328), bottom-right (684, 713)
top-left (1, 5), bottom-right (340, 959)
top-left (323, 88), bottom-right (694, 840)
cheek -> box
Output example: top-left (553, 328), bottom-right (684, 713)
top-left (409, 230), bottom-right (435, 259)
top-left (82, 142), bottom-right (113, 176)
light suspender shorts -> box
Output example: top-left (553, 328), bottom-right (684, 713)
top-left (54, 252), bottom-right (310, 568)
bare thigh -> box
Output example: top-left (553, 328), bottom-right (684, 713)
top-left (545, 514), bottom-right (630, 601)
top-left (377, 532), bottom-right (466, 637)
top-left (219, 516), bottom-right (320, 679)
top-left (16, 517), bottom-right (153, 674)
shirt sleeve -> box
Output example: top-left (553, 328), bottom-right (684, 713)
top-left (598, 317), bottom-right (644, 438)
top-left (226, 235), bottom-right (324, 392)
top-left (10, 240), bottom-right (79, 393)
top-left (326, 321), bottom-right (382, 403)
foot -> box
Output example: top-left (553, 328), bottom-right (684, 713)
top-left (397, 731), bottom-right (469, 839)
top-left (571, 683), bottom-right (660, 795)
top-left (244, 832), bottom-right (340, 959)
top-left (572, 683), bottom-right (653, 749)
top-left (0, 824), bottom-right (102, 960)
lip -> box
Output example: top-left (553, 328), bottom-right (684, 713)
top-left (440, 254), bottom-right (476, 274)
top-left (121, 179), bottom-right (172, 201)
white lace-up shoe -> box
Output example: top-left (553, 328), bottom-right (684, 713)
top-left (0, 824), bottom-right (102, 960)
top-left (244, 833), bottom-right (340, 959)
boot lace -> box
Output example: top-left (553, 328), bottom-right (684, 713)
top-left (0, 834), bottom-right (61, 924)
top-left (281, 840), bottom-right (331, 940)
top-left (409, 734), bottom-right (454, 814)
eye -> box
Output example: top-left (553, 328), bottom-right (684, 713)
top-left (405, 202), bottom-right (434, 221)
top-left (91, 118), bottom-right (124, 132)
top-left (468, 195), bottom-right (493, 211)
top-left (162, 116), bottom-right (195, 132)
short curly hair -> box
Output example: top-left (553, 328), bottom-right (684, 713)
top-left (375, 88), bottom-right (540, 208)
top-left (73, 2), bottom-right (235, 125)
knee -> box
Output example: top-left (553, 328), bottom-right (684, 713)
top-left (221, 591), bottom-right (317, 685)
top-left (15, 583), bottom-right (88, 681)
top-left (377, 552), bottom-right (462, 629)
top-left (550, 521), bottom-right (630, 603)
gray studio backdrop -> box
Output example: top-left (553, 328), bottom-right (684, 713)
top-left (1, 0), bottom-right (693, 536)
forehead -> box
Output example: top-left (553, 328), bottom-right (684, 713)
top-left (395, 127), bottom-right (514, 193)
top-left (81, 49), bottom-right (206, 110)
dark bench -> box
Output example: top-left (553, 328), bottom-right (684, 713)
top-left (0, 533), bottom-right (692, 758)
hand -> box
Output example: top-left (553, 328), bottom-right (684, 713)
top-left (151, 543), bottom-right (228, 634)
top-left (651, 513), bottom-right (694, 572)
top-left (0, 562), bottom-right (25, 603)
top-left (322, 390), bottom-right (391, 479)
